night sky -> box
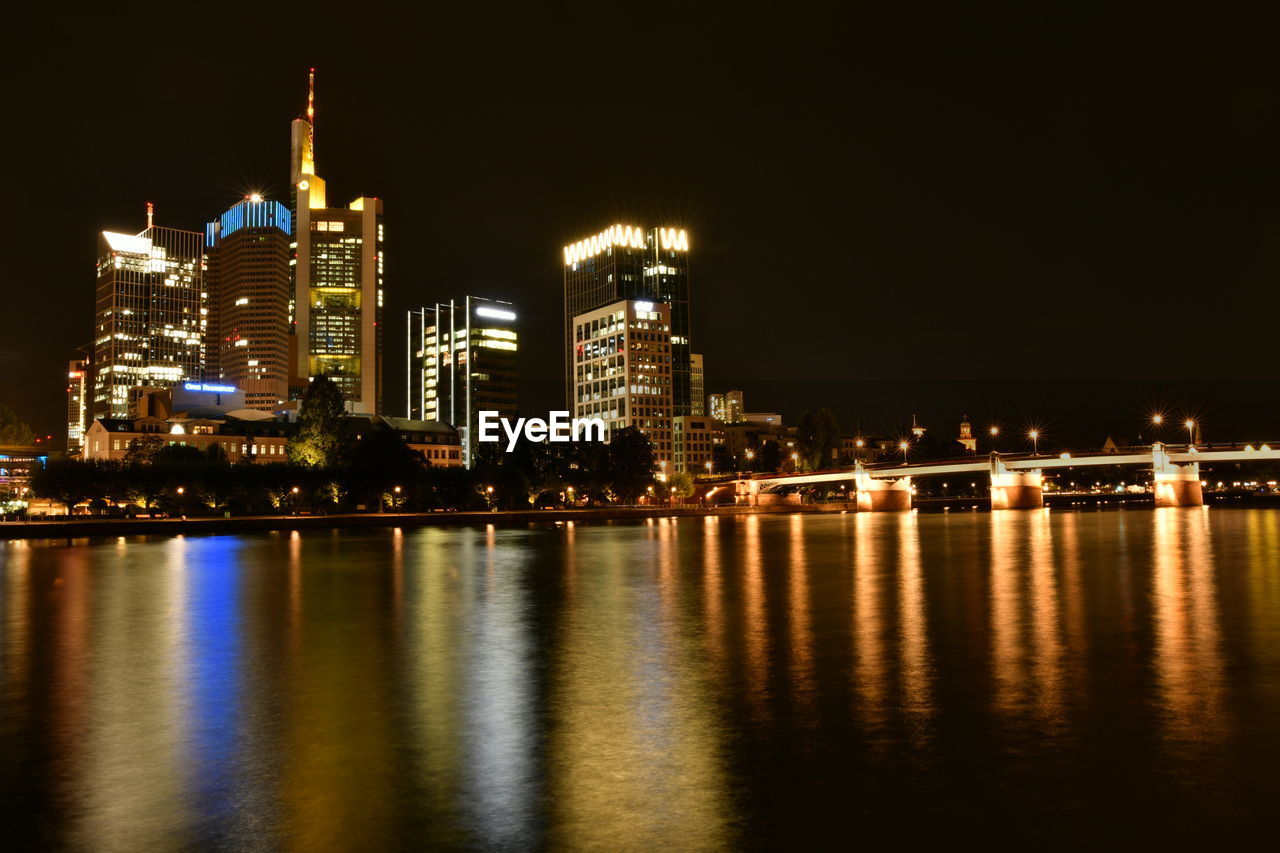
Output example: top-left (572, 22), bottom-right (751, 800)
top-left (6, 4), bottom-right (1280, 446)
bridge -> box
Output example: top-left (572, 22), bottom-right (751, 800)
top-left (731, 442), bottom-right (1280, 511)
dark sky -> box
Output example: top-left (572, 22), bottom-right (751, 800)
top-left (5, 4), bottom-right (1280, 445)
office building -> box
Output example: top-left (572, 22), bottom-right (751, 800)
top-left (206, 196), bottom-right (292, 411)
top-left (690, 353), bottom-right (705, 416)
top-left (290, 69), bottom-right (384, 413)
top-left (709, 390), bottom-right (745, 424)
top-left (407, 297), bottom-right (518, 466)
top-left (563, 224), bottom-right (692, 414)
top-left (67, 358), bottom-right (88, 452)
top-left (572, 299), bottom-right (672, 468)
top-left (674, 415), bottom-right (715, 474)
top-left (93, 212), bottom-right (206, 419)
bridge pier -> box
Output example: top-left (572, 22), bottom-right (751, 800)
top-left (1152, 443), bottom-right (1203, 507)
top-left (856, 477), bottom-right (913, 512)
top-left (988, 454), bottom-right (1043, 510)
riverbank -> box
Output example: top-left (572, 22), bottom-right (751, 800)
top-left (0, 503), bottom-right (854, 540)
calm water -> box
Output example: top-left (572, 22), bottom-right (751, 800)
top-left (3, 509), bottom-right (1280, 849)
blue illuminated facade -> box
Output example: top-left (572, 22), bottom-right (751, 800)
top-left (206, 199), bottom-right (292, 245)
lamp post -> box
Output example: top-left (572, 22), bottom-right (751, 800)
top-left (899, 440), bottom-right (910, 465)
top-left (989, 425), bottom-right (1000, 452)
top-left (1185, 419), bottom-right (1196, 449)
top-left (1028, 429), bottom-right (1040, 456)
top-left (176, 486), bottom-right (186, 519)
top-left (393, 485), bottom-right (402, 511)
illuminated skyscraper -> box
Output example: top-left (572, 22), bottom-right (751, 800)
top-left (205, 196), bottom-right (292, 411)
top-left (290, 69), bottom-right (384, 413)
top-left (92, 211), bottom-right (206, 419)
top-left (709, 390), bottom-right (744, 424)
top-left (572, 299), bottom-right (672, 468)
top-left (66, 358), bottom-right (88, 452)
top-left (407, 297), bottom-right (518, 467)
top-left (562, 224), bottom-right (691, 415)
top-left (690, 353), bottom-right (705, 416)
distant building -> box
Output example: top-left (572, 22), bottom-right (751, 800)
top-left (93, 213), bottom-right (206, 418)
top-left (406, 297), bottom-right (518, 467)
top-left (690, 353), bottom-right (705, 416)
top-left (67, 358), bottom-right (88, 452)
top-left (84, 416), bottom-right (291, 464)
top-left (357, 416), bottom-right (464, 468)
top-left (0, 444), bottom-right (47, 499)
top-left (744, 412), bottom-right (783, 426)
top-left (674, 415), bottom-right (715, 474)
top-left (710, 390), bottom-right (744, 424)
top-left (290, 69), bottom-right (384, 414)
top-left (958, 415), bottom-right (976, 452)
top-left (206, 196), bottom-right (292, 411)
top-left (562, 224), bottom-right (692, 414)
top-left (572, 299), bottom-right (672, 468)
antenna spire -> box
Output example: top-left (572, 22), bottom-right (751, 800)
top-left (146, 201), bottom-right (154, 229)
top-left (307, 67), bottom-right (315, 126)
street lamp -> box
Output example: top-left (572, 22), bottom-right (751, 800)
top-left (989, 425), bottom-right (1000, 452)
top-left (393, 485), bottom-right (402, 510)
top-left (704, 460), bottom-right (714, 473)
top-left (1185, 419), bottom-right (1196, 448)
top-left (1028, 429), bottom-right (1039, 456)
top-left (899, 440), bottom-right (910, 464)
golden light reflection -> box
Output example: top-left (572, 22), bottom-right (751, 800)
top-left (1026, 511), bottom-right (1064, 730)
top-left (989, 512), bottom-right (1027, 714)
top-left (548, 524), bottom-right (730, 848)
top-left (852, 512), bottom-right (889, 739)
top-left (897, 512), bottom-right (934, 740)
top-left (742, 514), bottom-right (771, 722)
top-left (703, 517), bottom-right (725, 665)
top-left (787, 515), bottom-right (817, 719)
top-left (1152, 508), bottom-right (1227, 768)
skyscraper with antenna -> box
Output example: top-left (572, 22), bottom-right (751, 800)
top-left (289, 67), bottom-right (384, 414)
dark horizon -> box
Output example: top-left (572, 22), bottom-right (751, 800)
top-left (6, 5), bottom-right (1280, 441)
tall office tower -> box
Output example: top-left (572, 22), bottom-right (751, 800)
top-left (205, 196), bottom-right (292, 411)
top-left (66, 358), bottom-right (88, 451)
top-left (572, 299), bottom-right (672, 469)
top-left (562, 224), bottom-right (691, 415)
top-left (290, 69), bottom-right (384, 413)
top-left (407, 297), bottom-right (518, 467)
top-left (92, 212), bottom-right (206, 418)
top-left (709, 389), bottom-right (745, 424)
top-left (690, 353), bottom-right (705, 416)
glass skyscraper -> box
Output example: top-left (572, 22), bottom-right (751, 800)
top-left (92, 220), bottom-right (205, 419)
top-left (407, 297), bottom-right (518, 467)
top-left (206, 197), bottom-right (292, 411)
top-left (290, 70), bottom-right (384, 414)
top-left (562, 225), bottom-right (692, 414)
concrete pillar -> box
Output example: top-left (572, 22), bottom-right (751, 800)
top-left (988, 454), bottom-right (1043, 510)
top-left (855, 474), bottom-right (913, 512)
top-left (735, 479), bottom-right (758, 507)
top-left (1152, 443), bottom-right (1203, 507)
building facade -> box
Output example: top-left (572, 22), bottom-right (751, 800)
top-left (290, 73), bottom-right (384, 414)
top-left (709, 390), bottom-right (745, 424)
top-left (93, 221), bottom-right (206, 419)
top-left (690, 353), bottom-right (705, 416)
top-left (673, 415), bottom-right (715, 474)
top-left (406, 297), bottom-right (518, 466)
top-left (572, 299), bottom-right (672, 468)
top-left (206, 197), bottom-right (292, 411)
top-left (67, 358), bottom-right (88, 452)
top-left (563, 224), bottom-right (692, 414)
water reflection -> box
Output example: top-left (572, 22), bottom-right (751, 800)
top-left (0, 509), bottom-right (1276, 846)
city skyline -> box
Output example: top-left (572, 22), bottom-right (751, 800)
top-left (7, 8), bottom-right (1280, 444)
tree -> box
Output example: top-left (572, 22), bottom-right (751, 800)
top-left (796, 408), bottom-right (841, 470)
top-left (30, 457), bottom-right (93, 514)
top-left (606, 426), bottom-right (657, 503)
top-left (124, 434), bottom-right (164, 465)
top-left (668, 471), bottom-right (695, 501)
top-left (289, 375), bottom-right (347, 466)
top-left (0, 405), bottom-right (36, 446)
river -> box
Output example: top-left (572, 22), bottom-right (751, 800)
top-left (3, 508), bottom-right (1279, 848)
